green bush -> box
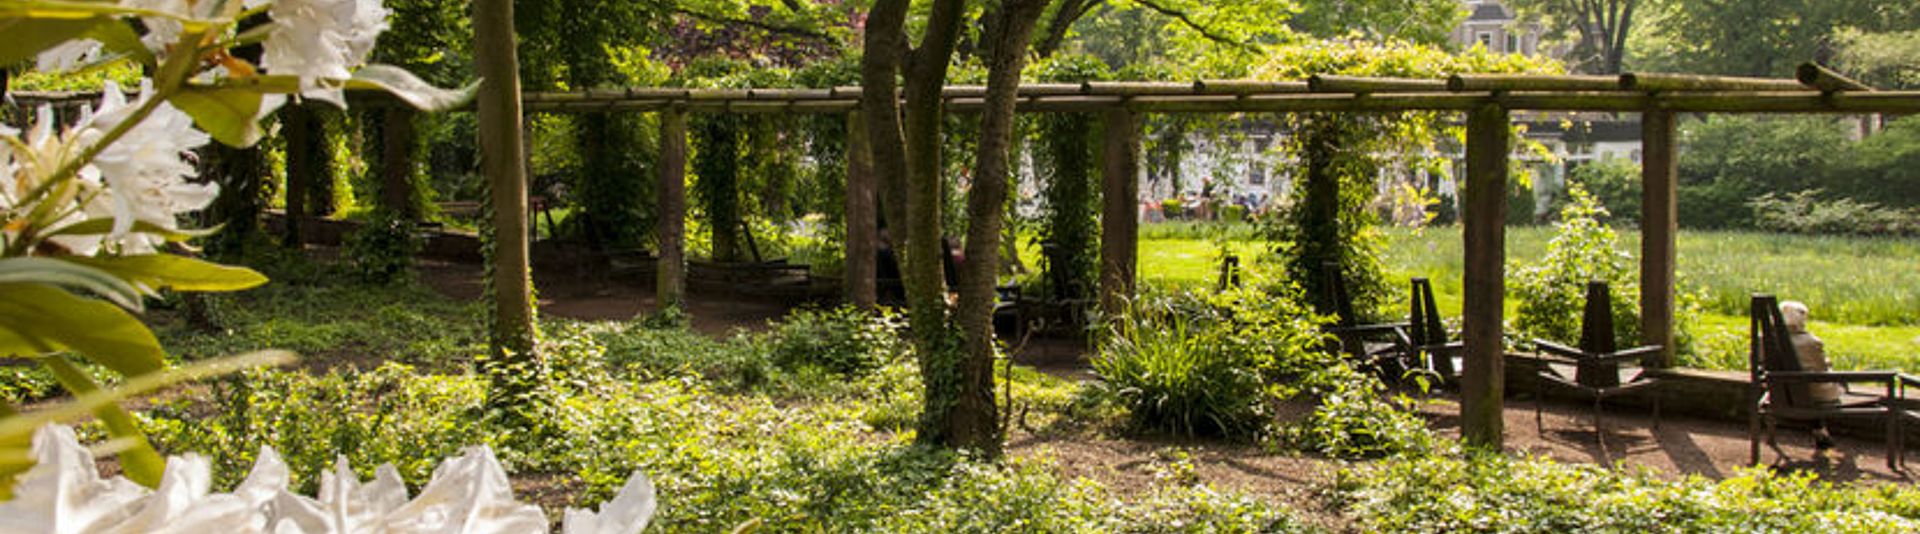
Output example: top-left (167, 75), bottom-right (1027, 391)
top-left (1560, 159), bottom-right (1641, 226)
top-left (1337, 451), bottom-right (1920, 532)
top-left (1281, 362), bottom-right (1434, 459)
top-left (1750, 189), bottom-right (1920, 237)
top-left (764, 306), bottom-right (905, 377)
top-left (342, 209), bottom-right (421, 283)
top-left (1512, 187), bottom-right (1643, 348)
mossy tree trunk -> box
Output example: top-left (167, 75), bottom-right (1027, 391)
top-left (475, 0), bottom-right (537, 357)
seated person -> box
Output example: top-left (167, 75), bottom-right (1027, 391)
top-left (1781, 300), bottom-right (1841, 451)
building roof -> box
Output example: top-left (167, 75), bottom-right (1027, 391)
top-left (1469, 3), bottom-right (1511, 22)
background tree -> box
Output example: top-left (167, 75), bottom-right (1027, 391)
top-left (1640, 0), bottom-right (1920, 77)
top-left (1508, 0), bottom-right (1642, 74)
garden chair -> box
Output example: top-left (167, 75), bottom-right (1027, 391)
top-left (1406, 277), bottom-right (1464, 383)
top-left (1748, 294), bottom-right (1915, 470)
top-left (1531, 281), bottom-right (1663, 456)
top-left (1321, 262), bottom-right (1414, 378)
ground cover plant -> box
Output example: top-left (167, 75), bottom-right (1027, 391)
top-left (1337, 451), bottom-right (1920, 533)
top-left (127, 274), bottom-right (1308, 531)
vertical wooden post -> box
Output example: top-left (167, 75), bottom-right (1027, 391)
top-left (845, 111), bottom-right (878, 310)
top-left (656, 108), bottom-right (689, 308)
top-left (474, 0), bottom-right (536, 355)
top-left (380, 107), bottom-right (418, 220)
top-left (1640, 111), bottom-right (1678, 368)
top-left (1100, 107), bottom-right (1140, 317)
top-left (281, 105), bottom-right (313, 246)
top-left (1462, 104), bottom-right (1510, 449)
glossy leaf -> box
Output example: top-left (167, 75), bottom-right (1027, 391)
top-left (169, 86), bottom-right (273, 147)
top-left (61, 254), bottom-right (268, 293)
top-left (0, 15), bottom-right (103, 66)
top-left (0, 257), bottom-right (144, 311)
top-left (43, 217), bottom-right (222, 242)
top-left (0, 283), bottom-right (164, 377)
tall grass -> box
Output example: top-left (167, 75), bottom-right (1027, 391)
top-left (1127, 222), bottom-right (1920, 371)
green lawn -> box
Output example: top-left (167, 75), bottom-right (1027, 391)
top-left (1122, 223), bottom-right (1920, 372)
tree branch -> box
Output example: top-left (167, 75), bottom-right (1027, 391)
top-left (1125, 0), bottom-right (1255, 51)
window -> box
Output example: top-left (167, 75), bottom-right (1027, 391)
top-left (1477, 32), bottom-right (1493, 49)
top-left (1507, 34), bottom-right (1520, 53)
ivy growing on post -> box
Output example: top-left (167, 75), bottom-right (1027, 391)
top-left (693, 114), bottom-right (745, 262)
top-left (1029, 56), bottom-right (1111, 304)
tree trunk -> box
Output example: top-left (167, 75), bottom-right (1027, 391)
top-left (475, 0), bottom-right (537, 357)
top-left (860, 0), bottom-right (912, 254)
top-left (949, 0), bottom-right (1049, 456)
top-left (845, 111), bottom-right (879, 310)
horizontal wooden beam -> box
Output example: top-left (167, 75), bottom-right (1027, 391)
top-left (1449, 74), bottom-right (1621, 92)
top-left (1310, 75), bottom-right (1448, 93)
top-left (1797, 63), bottom-right (1875, 93)
top-left (1620, 73), bottom-right (1808, 92)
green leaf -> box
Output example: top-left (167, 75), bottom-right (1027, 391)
top-left (60, 254), bottom-right (267, 293)
top-left (0, 257), bottom-right (144, 311)
top-left (348, 64), bottom-right (478, 111)
top-left (0, 15), bottom-right (105, 66)
top-left (82, 17), bottom-right (152, 67)
top-left (40, 356), bottom-right (164, 486)
top-left (44, 217), bottom-right (222, 242)
top-left (0, 283), bottom-right (163, 377)
top-left (169, 86), bottom-right (272, 147)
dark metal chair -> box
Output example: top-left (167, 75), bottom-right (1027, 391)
top-left (1321, 262), bottom-right (1413, 378)
top-left (1407, 277), bottom-right (1465, 383)
top-left (1748, 294), bottom-right (1915, 470)
top-left (1532, 281), bottom-right (1663, 456)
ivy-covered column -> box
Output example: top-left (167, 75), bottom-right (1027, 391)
top-left (379, 107), bottom-right (419, 220)
top-left (656, 108), bottom-right (689, 308)
top-left (1462, 104), bottom-right (1510, 449)
top-left (1099, 107), bottom-right (1139, 317)
top-left (281, 105), bottom-right (316, 246)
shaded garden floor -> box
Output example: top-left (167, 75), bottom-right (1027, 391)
top-left (412, 256), bottom-right (1917, 490)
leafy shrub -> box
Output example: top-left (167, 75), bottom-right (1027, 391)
top-left (1750, 189), bottom-right (1920, 237)
top-left (1512, 186), bottom-right (1643, 348)
top-left (1559, 159), bottom-right (1641, 226)
top-left (342, 209), bottom-right (421, 283)
top-left (1337, 451), bottom-right (1920, 532)
top-left (1281, 362), bottom-right (1434, 459)
top-left (764, 306), bottom-right (904, 377)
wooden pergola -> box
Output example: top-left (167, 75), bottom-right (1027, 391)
top-left (16, 64), bottom-right (1915, 447)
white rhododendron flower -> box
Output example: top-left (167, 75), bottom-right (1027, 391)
top-left (36, 39), bottom-right (103, 72)
top-left (0, 425), bottom-right (658, 534)
top-left (1, 81), bottom-right (216, 255)
top-left (83, 80), bottom-right (218, 253)
top-left (262, 0), bottom-right (391, 106)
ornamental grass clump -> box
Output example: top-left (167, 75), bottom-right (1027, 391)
top-left (1092, 281), bottom-right (1326, 438)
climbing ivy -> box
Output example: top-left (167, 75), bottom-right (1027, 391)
top-left (1025, 55), bottom-right (1110, 303)
top-left (692, 113), bottom-right (746, 262)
